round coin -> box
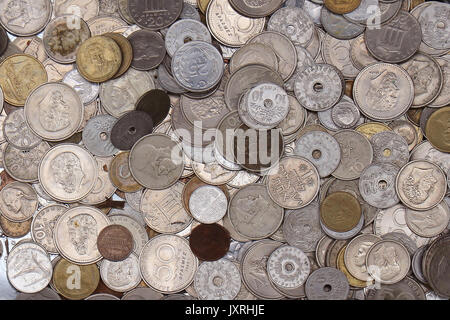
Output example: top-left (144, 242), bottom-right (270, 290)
top-left (3, 109), bottom-right (41, 150)
top-left (305, 267), bottom-right (350, 300)
top-left (324, 0), bottom-right (361, 14)
top-left (136, 89), bottom-right (171, 127)
top-left (405, 200), bottom-right (450, 238)
top-left (109, 151), bottom-right (143, 193)
top-left (128, 0), bottom-right (183, 30)
top-left (370, 131), bottom-right (410, 168)
top-left (0, 181), bottom-right (38, 223)
top-left (100, 253), bottom-right (141, 292)
top-left (128, 30), bottom-right (166, 71)
top-left (103, 32), bottom-right (132, 79)
top-left (165, 19), bottom-right (211, 57)
top-left (344, 233), bottom-right (382, 282)
top-left (82, 115), bottom-right (119, 157)
top-left (366, 276), bottom-right (426, 300)
top-left (425, 106), bottom-right (450, 153)
top-left (189, 223), bottom-right (230, 261)
top-left (97, 225), bottom-right (133, 261)
top-left (31, 204), bottom-right (68, 254)
top-left (189, 185), bottom-right (228, 224)
top-left (229, 0), bottom-right (284, 17)
top-left (110, 111), bottom-right (153, 151)
top-left (321, 192), bottom-right (362, 233)
top-left (63, 68), bottom-right (99, 105)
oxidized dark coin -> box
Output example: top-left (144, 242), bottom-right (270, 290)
top-left (189, 223), bottom-right (231, 261)
top-left (97, 225), bottom-right (134, 261)
top-left (128, 0), bottom-right (183, 30)
top-left (110, 111), bottom-right (154, 151)
top-left (0, 26), bottom-right (8, 56)
top-left (136, 89), bottom-right (171, 126)
top-left (128, 30), bottom-right (166, 71)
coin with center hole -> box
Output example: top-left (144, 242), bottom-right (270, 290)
top-left (110, 111), bottom-right (153, 151)
top-left (189, 223), bottom-right (230, 261)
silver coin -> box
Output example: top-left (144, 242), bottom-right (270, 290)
top-left (129, 133), bottom-right (184, 190)
top-left (418, 2), bottom-right (450, 50)
top-left (109, 214), bottom-right (148, 255)
top-left (284, 45), bottom-right (315, 92)
top-left (318, 108), bottom-right (341, 132)
top-left (172, 41), bottom-right (223, 93)
top-left (359, 163), bottom-right (400, 209)
top-left (370, 131), bottom-right (409, 168)
top-left (31, 204), bottom-right (67, 254)
top-left (320, 213), bottom-right (364, 240)
top-left (121, 287), bottom-right (164, 300)
top-left (165, 19), bottom-right (211, 57)
top-left (381, 232), bottom-right (419, 258)
top-left (157, 64), bottom-right (187, 94)
top-left (305, 267), bottom-right (349, 300)
top-left (276, 95), bottom-right (306, 136)
top-left (410, 141), bottom-right (450, 174)
top-left (411, 245), bottom-right (428, 284)
top-left (405, 200), bottom-right (450, 238)
top-left (100, 253), bottom-right (141, 292)
top-left (353, 63), bottom-right (414, 121)
top-left (388, 120), bottom-right (419, 152)
top-left (85, 294), bottom-right (120, 300)
top-left (294, 64), bottom-right (343, 112)
top-left (63, 69), bottom-right (100, 105)
top-left (189, 185), bottom-right (228, 224)
top-left (82, 115), bottom-right (119, 157)
top-left (15, 287), bottom-right (61, 300)
top-left (3, 109), bottom-right (41, 150)
top-left (267, 245), bottom-right (310, 289)
top-left (194, 259), bottom-right (241, 300)
top-left (315, 236), bottom-right (334, 268)
top-left (294, 131), bottom-right (341, 177)
top-left (429, 57), bottom-right (450, 108)
top-left (343, 0), bottom-right (402, 26)
top-left (191, 160), bottom-right (237, 186)
top-left (226, 170), bottom-right (260, 189)
top-left (344, 233), bottom-right (382, 282)
top-left (366, 276), bottom-right (426, 300)
top-left (331, 98), bottom-right (361, 129)
top-left (0, 181), bottom-right (38, 223)
top-left (350, 34), bottom-right (379, 71)
top-left (322, 34), bottom-right (360, 80)
top-left (229, 43), bottom-right (279, 76)
top-left (80, 156), bottom-right (117, 205)
top-left (268, 7), bottom-right (314, 47)
top-left (320, 7), bottom-right (365, 40)
top-left (124, 189), bottom-right (143, 213)
top-left (283, 201), bottom-right (324, 253)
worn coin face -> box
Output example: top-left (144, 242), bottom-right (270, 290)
top-left (54, 0), bottom-right (100, 21)
top-left (366, 276), bottom-right (426, 300)
top-left (353, 63), bottom-right (414, 121)
top-left (82, 115), bottom-right (119, 157)
top-left (31, 204), bottom-right (68, 254)
top-left (189, 185), bottom-right (228, 224)
top-left (110, 111), bottom-right (153, 151)
top-left (305, 267), bottom-right (349, 300)
top-left (97, 224), bottom-right (133, 261)
top-left (405, 201), bottom-right (450, 238)
top-left (139, 234), bottom-right (198, 294)
top-left (63, 69), bottom-right (100, 105)
top-left (229, 0), bottom-right (284, 18)
top-left (0, 181), bottom-right (38, 223)
top-left (25, 82), bottom-right (83, 141)
top-left (344, 233), bottom-right (381, 282)
top-left (103, 32), bottom-right (132, 79)
top-left (109, 214), bottom-right (148, 256)
top-left (396, 160), bottom-right (447, 211)
top-left (324, 0), bottom-right (361, 14)
top-left (268, 7), bottom-right (314, 47)
top-left (344, 0), bottom-right (401, 26)
top-left (121, 287), bottom-right (164, 300)
top-left (0, 215), bottom-right (31, 238)
top-left (7, 241), bottom-right (52, 294)
top-left (418, 2), bottom-right (450, 50)
top-left (3, 109), bottom-right (41, 150)
top-left (425, 107), bottom-right (450, 153)
top-left (425, 234), bottom-right (450, 298)
top-left (189, 223), bottom-right (230, 261)
top-left (43, 15), bottom-right (91, 64)
top-left (80, 156), bottom-right (116, 205)
top-left (129, 133), bottom-right (184, 190)
top-left (100, 252), bottom-right (141, 292)
top-left (229, 43), bottom-right (278, 76)
top-left (350, 34), bottom-right (379, 71)
top-left (109, 151), bottom-right (143, 193)
top-left (371, 131), bottom-right (409, 168)
top-left (429, 57), bottom-right (450, 108)
top-left (165, 19), bottom-right (211, 57)
top-left (128, 30), bottom-right (166, 71)
top-left (322, 34), bottom-right (360, 80)
top-left (128, 0), bottom-right (183, 30)
top-left (366, 240), bottom-right (411, 285)
top-left (39, 144), bottom-right (98, 202)
top-left (321, 192), bottom-right (361, 233)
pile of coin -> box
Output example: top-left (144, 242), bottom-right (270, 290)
top-left (0, 0), bottom-right (448, 301)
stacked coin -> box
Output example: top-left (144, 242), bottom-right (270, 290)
top-left (0, 0), bottom-right (448, 301)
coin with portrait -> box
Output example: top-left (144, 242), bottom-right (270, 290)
top-left (0, 181), bottom-right (38, 223)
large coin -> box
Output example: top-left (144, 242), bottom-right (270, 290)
top-left (320, 192), bottom-right (361, 233)
top-left (128, 30), bottom-right (166, 71)
top-left (54, 206), bottom-right (110, 265)
top-left (322, 34), bottom-right (360, 79)
top-left (418, 2), bottom-right (450, 50)
top-left (425, 234), bottom-right (450, 298)
top-left (405, 200), bottom-right (450, 238)
top-left (344, 233), bottom-right (381, 282)
top-left (128, 0), bottom-right (183, 31)
top-left (39, 144), bottom-right (98, 203)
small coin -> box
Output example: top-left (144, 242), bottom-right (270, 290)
top-left (189, 223), bottom-right (230, 261)
top-left (87, 15), bottom-right (127, 36)
top-left (109, 152), bottom-right (143, 193)
top-left (322, 34), bottom-right (360, 80)
top-left (331, 99), bottom-right (360, 129)
top-left (97, 225), bottom-right (133, 261)
top-left (370, 131), bottom-right (410, 168)
top-left (425, 106), bottom-right (450, 153)
top-left (128, 0), bottom-right (183, 30)
top-left (277, 95), bottom-right (306, 136)
top-left (191, 160), bottom-right (237, 185)
top-left (305, 267), bottom-right (349, 300)
top-left (100, 252), bottom-right (141, 293)
top-left (31, 204), bottom-right (68, 254)
top-left (321, 192), bottom-right (361, 233)
top-left (344, 233), bottom-right (381, 282)
top-left (388, 120), bottom-right (419, 152)
top-left (82, 115), bottom-right (119, 157)
top-left (165, 19), bottom-right (211, 57)
top-left (344, 0), bottom-right (402, 26)
top-left (109, 214), bottom-right (148, 255)
top-left (136, 89), bottom-right (171, 127)
top-left (63, 69), bottom-right (100, 105)
top-left (128, 30), bottom-right (166, 71)
top-left (189, 185), bottom-right (228, 224)
top-left (229, 0), bottom-right (284, 17)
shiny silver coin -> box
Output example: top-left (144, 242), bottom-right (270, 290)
top-left (82, 115), bottom-right (119, 157)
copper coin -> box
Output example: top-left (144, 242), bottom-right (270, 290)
top-left (110, 111), bottom-right (154, 151)
top-left (103, 33), bottom-right (133, 79)
top-left (97, 225), bottom-right (134, 261)
top-left (0, 26), bottom-right (8, 56)
top-left (109, 152), bottom-right (144, 193)
top-left (189, 223), bottom-right (231, 261)
top-left (0, 215), bottom-right (32, 238)
top-left (136, 89), bottom-right (171, 127)
top-left (128, 30), bottom-right (166, 71)
top-left (0, 170), bottom-right (15, 191)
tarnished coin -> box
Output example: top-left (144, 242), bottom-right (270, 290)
top-left (267, 156), bottom-right (320, 209)
top-left (0, 54), bottom-right (48, 106)
top-left (189, 223), bottom-right (230, 261)
top-left (0, 215), bottom-right (31, 238)
top-left (324, 0), bottom-right (361, 14)
top-left (366, 240), bottom-right (411, 285)
top-left (429, 57), bottom-right (450, 108)
top-left (128, 0), bottom-right (183, 30)
top-left (103, 32), bottom-right (132, 79)
top-left (425, 106), bottom-right (450, 153)
top-left (321, 7), bottom-right (365, 40)
top-left (31, 204), bottom-right (68, 254)
top-left (109, 214), bottom-right (148, 255)
top-left (294, 64), bottom-right (344, 112)
top-left (141, 181), bottom-right (192, 234)
top-left (0, 0), bottom-right (52, 37)
top-left (228, 184), bottom-right (283, 240)
top-left (277, 95), bottom-right (306, 136)
top-left (229, 0), bottom-right (284, 17)
top-left (268, 7), bottom-right (314, 47)
top-left (76, 35), bottom-right (122, 83)
top-left (365, 11), bottom-right (422, 63)
top-left (82, 115), bottom-right (119, 157)
top-left (406, 200), bottom-right (450, 238)
top-left (100, 252), bottom-right (141, 293)
top-left (359, 163), bottom-right (400, 209)
top-left (3, 109), bottom-right (41, 150)
top-left (353, 63), bottom-right (414, 121)
top-left (388, 120), bottom-right (419, 152)
top-left (194, 259), bottom-right (241, 300)
top-left (418, 2), bottom-right (450, 50)
top-left (128, 30), bottom-right (166, 71)
top-left (129, 133), bottom-right (184, 190)
top-left (172, 41), bottom-right (223, 93)
top-left (109, 151), bottom-right (143, 193)
top-left (350, 34), bottom-right (379, 71)
top-left (396, 160), bottom-right (447, 211)
top-left (366, 276), bottom-right (426, 300)
top-left (39, 144), bottom-right (98, 203)
top-left (53, 258), bottom-right (100, 300)
top-left (344, 233), bottom-right (381, 282)
top-left (80, 156), bottom-right (116, 205)
top-left (189, 185), bottom-right (228, 224)
top-left (410, 141), bottom-right (450, 175)
top-left (229, 43), bottom-right (278, 76)
top-left (43, 15), bottom-right (91, 64)
top-left (206, 0), bottom-right (265, 47)
top-left (320, 212), bottom-right (364, 240)
top-left (294, 131), bottom-right (341, 177)
top-left (424, 234), bottom-right (450, 298)
top-left (97, 225), bottom-right (133, 262)
top-left (54, 0), bottom-right (100, 21)
top-left (15, 287), bottom-right (62, 300)
top-left (321, 192), bottom-right (361, 233)
top-left (87, 15), bottom-right (126, 36)
top-left (7, 241), bottom-right (52, 294)
top-left (139, 234), bottom-right (198, 294)
top-left (331, 99), bottom-right (360, 129)
top-left (63, 69), bottom-right (100, 105)
top-left (110, 111), bottom-right (153, 151)
top-left (54, 206), bottom-right (110, 265)
top-left (322, 34), bottom-right (360, 79)
top-left (305, 267), bottom-right (349, 300)
top-left (343, 0), bottom-right (402, 26)
top-left (165, 19), bottom-right (211, 57)
top-left (136, 89), bottom-right (171, 127)
top-left (0, 181), bottom-right (38, 223)
top-left (0, 25), bottom-right (7, 56)
top-left (191, 160), bottom-right (237, 185)
top-left (370, 131), bottom-right (409, 168)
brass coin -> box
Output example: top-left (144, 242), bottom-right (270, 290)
top-left (109, 152), bottom-right (143, 193)
top-left (337, 245), bottom-right (370, 288)
top-left (425, 106), bottom-right (450, 153)
top-left (345, 80), bottom-right (354, 99)
top-left (76, 36), bottom-right (122, 83)
top-left (0, 215), bottom-right (31, 238)
top-left (320, 192), bottom-right (362, 233)
top-left (355, 122), bottom-right (392, 140)
top-left (53, 258), bottom-right (100, 300)
top-left (197, 0), bottom-right (211, 14)
top-left (407, 108), bottom-right (423, 126)
top-left (103, 32), bottom-right (132, 79)
top-left (0, 54), bottom-right (47, 106)
top-left (324, 0), bottom-right (361, 14)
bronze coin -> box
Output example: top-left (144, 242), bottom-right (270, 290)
top-left (97, 224), bottom-right (134, 261)
top-left (0, 215), bottom-right (32, 238)
top-left (0, 170), bottom-right (16, 191)
top-left (128, 30), bottom-right (166, 71)
top-left (320, 191), bottom-right (362, 233)
top-left (128, 0), bottom-right (183, 30)
top-left (109, 152), bottom-right (144, 193)
top-left (0, 26), bottom-right (8, 56)
top-left (104, 33), bottom-right (133, 79)
top-left (110, 111), bottom-right (154, 151)
top-left (407, 108), bottom-right (423, 127)
top-left (419, 107), bottom-right (438, 139)
top-left (136, 89), bottom-right (171, 127)
top-left (189, 223), bottom-right (231, 261)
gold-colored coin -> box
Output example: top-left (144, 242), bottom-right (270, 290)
top-left (410, 0), bottom-right (425, 10)
top-left (345, 80), bottom-right (354, 99)
top-left (197, 0), bottom-right (211, 14)
top-left (407, 108), bottom-right (423, 126)
top-left (337, 246), bottom-right (371, 288)
top-left (324, 0), bottom-right (361, 14)
top-left (320, 192), bottom-right (361, 233)
top-left (76, 36), bottom-right (122, 83)
top-left (425, 106), bottom-right (450, 153)
top-left (355, 122), bottom-right (392, 140)
top-left (0, 215), bottom-right (32, 238)
top-left (53, 258), bottom-right (100, 300)
top-left (109, 152), bottom-right (144, 193)
top-left (104, 33), bottom-right (133, 79)
top-left (0, 54), bottom-right (47, 106)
